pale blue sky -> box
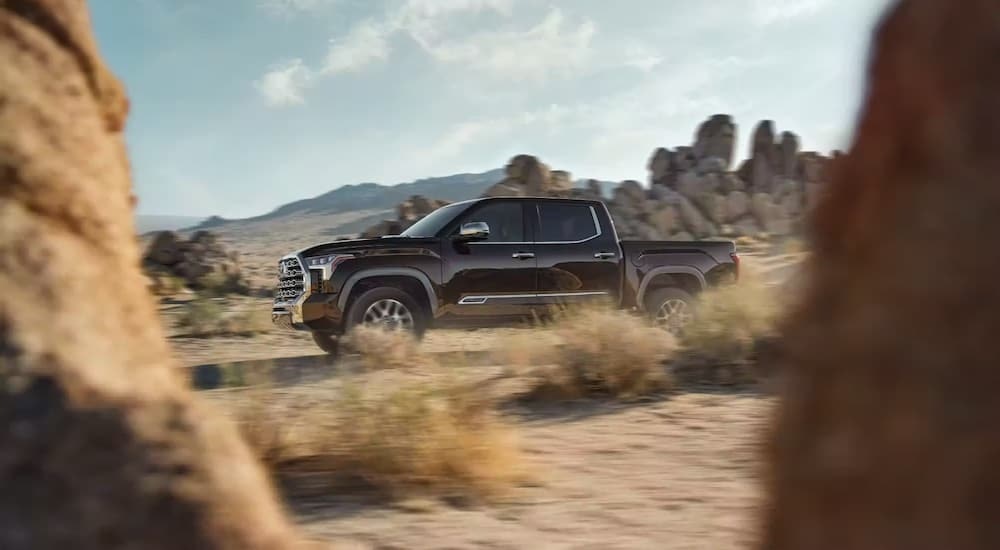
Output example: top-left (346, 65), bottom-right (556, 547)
top-left (92, 0), bottom-right (894, 218)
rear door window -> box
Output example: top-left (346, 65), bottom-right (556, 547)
top-left (537, 203), bottom-right (600, 242)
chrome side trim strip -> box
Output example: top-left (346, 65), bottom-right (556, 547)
top-left (457, 291), bottom-right (609, 305)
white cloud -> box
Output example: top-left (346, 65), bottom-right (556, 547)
top-left (623, 42), bottom-right (663, 73)
top-left (750, 0), bottom-right (831, 25)
top-left (259, 0), bottom-right (337, 16)
top-left (398, 0), bottom-right (513, 20)
top-left (322, 20), bottom-right (392, 74)
top-left (255, 1), bottom-right (593, 105)
top-left (254, 59), bottom-right (314, 106)
top-left (415, 9), bottom-right (596, 80)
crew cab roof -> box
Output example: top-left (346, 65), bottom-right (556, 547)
top-left (453, 196), bottom-right (606, 207)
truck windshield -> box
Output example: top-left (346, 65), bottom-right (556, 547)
top-left (400, 202), bottom-right (469, 238)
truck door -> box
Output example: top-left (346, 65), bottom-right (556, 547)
top-left (532, 201), bottom-right (620, 306)
top-left (439, 199), bottom-right (538, 320)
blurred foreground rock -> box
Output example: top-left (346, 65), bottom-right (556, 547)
top-left (762, 0), bottom-right (1000, 548)
top-left (0, 1), bottom-right (308, 548)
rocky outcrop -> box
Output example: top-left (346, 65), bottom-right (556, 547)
top-left (360, 195), bottom-right (451, 238)
top-left (482, 154), bottom-right (574, 197)
top-left (143, 230), bottom-right (248, 294)
top-left (763, 0), bottom-right (1000, 547)
top-left (610, 115), bottom-right (837, 241)
top-left (364, 119), bottom-right (834, 242)
top-left (0, 1), bottom-right (306, 548)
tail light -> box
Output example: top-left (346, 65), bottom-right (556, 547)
top-left (731, 252), bottom-right (741, 281)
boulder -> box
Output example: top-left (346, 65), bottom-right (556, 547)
top-left (750, 155), bottom-right (775, 194)
top-left (732, 216), bottom-right (762, 238)
top-left (145, 231), bottom-right (182, 266)
top-left (696, 156), bottom-right (728, 174)
top-left (650, 206), bottom-right (679, 236)
top-left (678, 196), bottom-right (715, 238)
top-left (780, 191), bottom-right (803, 219)
top-left (522, 157), bottom-right (551, 194)
top-left (618, 180), bottom-right (646, 203)
top-left (672, 146), bottom-right (698, 172)
top-left (671, 231), bottom-right (694, 241)
top-left (482, 180), bottom-right (525, 198)
top-left (750, 192), bottom-right (775, 231)
top-left (142, 231), bottom-right (247, 293)
top-left (505, 154), bottom-right (533, 179)
top-left (751, 120), bottom-right (776, 161)
top-left (693, 114), bottom-right (736, 169)
top-left (676, 172), bottom-right (703, 201)
top-left (719, 173), bottom-right (746, 194)
top-left (648, 147), bottom-right (672, 184)
top-left (397, 199), bottom-right (418, 221)
top-left (778, 131), bottom-right (800, 177)
top-left (725, 191), bottom-right (750, 222)
top-left (797, 151), bottom-right (827, 182)
top-left (549, 170), bottom-right (573, 193)
top-left (410, 195), bottom-right (440, 215)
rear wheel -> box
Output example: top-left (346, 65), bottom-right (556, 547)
top-left (311, 331), bottom-right (341, 355)
top-left (345, 286), bottom-right (428, 338)
top-left (645, 287), bottom-right (696, 336)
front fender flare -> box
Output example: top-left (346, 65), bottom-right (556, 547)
top-left (336, 267), bottom-right (438, 315)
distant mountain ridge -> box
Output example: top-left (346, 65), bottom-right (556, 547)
top-left (196, 168), bottom-right (616, 230)
top-left (135, 215), bottom-right (206, 234)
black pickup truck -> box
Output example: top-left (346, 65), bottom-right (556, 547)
top-left (272, 196), bottom-right (739, 353)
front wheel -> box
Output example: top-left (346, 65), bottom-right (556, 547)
top-left (345, 286), bottom-right (428, 338)
top-left (311, 331), bottom-right (341, 355)
top-left (645, 287), bottom-right (696, 336)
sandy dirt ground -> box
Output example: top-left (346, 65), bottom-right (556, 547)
top-left (163, 247), bottom-right (801, 549)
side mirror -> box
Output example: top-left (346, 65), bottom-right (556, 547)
top-left (458, 221), bottom-right (490, 241)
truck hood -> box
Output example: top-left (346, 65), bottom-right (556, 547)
top-left (295, 235), bottom-right (439, 258)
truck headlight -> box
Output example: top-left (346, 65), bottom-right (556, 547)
top-left (304, 254), bottom-right (354, 287)
top-left (306, 254), bottom-right (353, 268)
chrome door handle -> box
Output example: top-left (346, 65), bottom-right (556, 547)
top-left (512, 252), bottom-right (535, 259)
top-left (594, 252), bottom-right (616, 259)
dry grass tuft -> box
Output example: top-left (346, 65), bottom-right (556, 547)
top-left (680, 268), bottom-right (779, 364)
top-left (343, 325), bottom-right (422, 370)
top-left (176, 296), bottom-right (272, 337)
top-left (506, 307), bottom-right (676, 401)
top-left (224, 366), bottom-right (525, 500)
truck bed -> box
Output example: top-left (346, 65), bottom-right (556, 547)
top-left (620, 240), bottom-right (737, 266)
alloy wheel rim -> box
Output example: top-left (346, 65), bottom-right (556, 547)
top-left (363, 298), bottom-right (414, 331)
top-left (654, 298), bottom-right (693, 335)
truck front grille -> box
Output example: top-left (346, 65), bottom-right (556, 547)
top-left (274, 257), bottom-right (306, 304)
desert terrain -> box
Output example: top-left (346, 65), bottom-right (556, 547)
top-left (157, 222), bottom-right (804, 549)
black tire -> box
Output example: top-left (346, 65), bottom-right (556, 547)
top-left (345, 286), bottom-right (428, 338)
top-left (645, 287), bottom-right (696, 336)
top-left (311, 331), bottom-right (341, 355)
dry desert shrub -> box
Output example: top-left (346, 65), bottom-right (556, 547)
top-left (509, 307), bottom-right (676, 400)
top-left (680, 267), bottom-right (781, 365)
top-left (177, 296), bottom-right (272, 337)
top-left (342, 324), bottom-right (423, 370)
top-left (226, 371), bottom-right (525, 500)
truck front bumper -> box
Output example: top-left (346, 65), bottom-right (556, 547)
top-left (271, 253), bottom-right (347, 333)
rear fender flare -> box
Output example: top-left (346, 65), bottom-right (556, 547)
top-left (636, 266), bottom-right (706, 311)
